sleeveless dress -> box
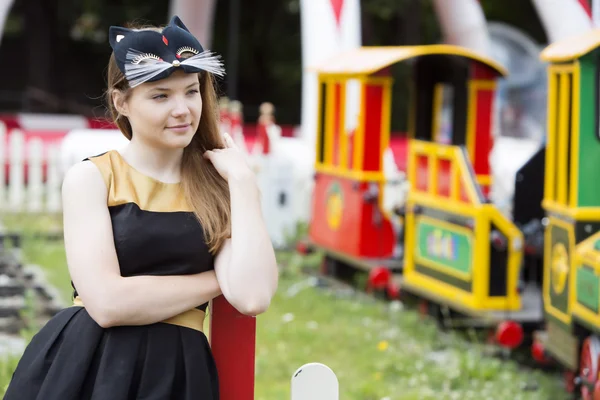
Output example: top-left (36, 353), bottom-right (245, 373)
top-left (4, 150), bottom-right (219, 400)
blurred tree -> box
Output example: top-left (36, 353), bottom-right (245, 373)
top-left (480, 0), bottom-right (547, 44)
top-left (23, 0), bottom-right (60, 113)
top-left (211, 0), bottom-right (303, 124)
top-left (0, 0), bottom-right (551, 126)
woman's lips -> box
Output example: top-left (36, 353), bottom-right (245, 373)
top-left (167, 123), bottom-right (191, 133)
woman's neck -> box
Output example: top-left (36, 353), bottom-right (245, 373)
top-left (119, 138), bottom-right (184, 184)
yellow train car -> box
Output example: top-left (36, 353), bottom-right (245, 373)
top-left (399, 62), bottom-right (543, 343)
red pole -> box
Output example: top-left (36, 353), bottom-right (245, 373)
top-left (209, 295), bottom-right (256, 400)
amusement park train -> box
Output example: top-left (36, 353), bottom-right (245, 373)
top-left (296, 28), bottom-right (600, 397)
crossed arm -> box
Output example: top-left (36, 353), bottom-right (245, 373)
top-left (63, 160), bottom-right (278, 328)
top-left (213, 172), bottom-right (279, 316)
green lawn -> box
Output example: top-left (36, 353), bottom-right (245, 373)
top-left (0, 214), bottom-right (568, 399)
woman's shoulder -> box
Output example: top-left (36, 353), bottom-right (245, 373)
top-left (62, 152), bottom-right (114, 203)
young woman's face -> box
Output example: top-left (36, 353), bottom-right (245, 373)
top-left (121, 70), bottom-right (202, 149)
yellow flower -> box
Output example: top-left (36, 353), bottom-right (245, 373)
top-left (377, 340), bottom-right (389, 351)
top-left (374, 372), bottom-right (382, 381)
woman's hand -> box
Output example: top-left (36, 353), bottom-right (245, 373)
top-left (203, 132), bottom-right (253, 182)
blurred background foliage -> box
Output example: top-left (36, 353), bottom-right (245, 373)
top-left (0, 0), bottom-right (546, 128)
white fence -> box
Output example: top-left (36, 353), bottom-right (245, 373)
top-left (0, 123), bottom-right (130, 214)
top-left (0, 116), bottom-right (320, 253)
top-left (0, 126), bottom-right (62, 213)
top-left (0, 121), bottom-right (315, 246)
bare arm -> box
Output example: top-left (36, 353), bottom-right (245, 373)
top-left (214, 172), bottom-right (279, 316)
top-left (63, 161), bottom-right (221, 328)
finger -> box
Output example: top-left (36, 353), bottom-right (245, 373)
top-left (203, 150), bottom-right (213, 159)
top-left (223, 132), bottom-right (237, 149)
top-left (220, 132), bottom-right (231, 148)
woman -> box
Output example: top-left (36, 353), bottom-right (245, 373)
top-left (4, 15), bottom-right (278, 400)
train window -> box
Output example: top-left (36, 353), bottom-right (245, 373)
top-left (317, 80), bottom-right (327, 164)
top-left (596, 53), bottom-right (600, 141)
top-left (432, 83), bottom-right (454, 144)
top-left (545, 65), bottom-right (574, 207)
top-left (565, 72), bottom-right (573, 206)
top-left (322, 78), bottom-right (349, 169)
top-left (278, 191), bottom-right (287, 206)
top-left (411, 55), bottom-right (468, 147)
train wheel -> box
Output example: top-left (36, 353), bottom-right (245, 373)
top-left (580, 336), bottom-right (600, 400)
top-left (594, 380), bottom-right (600, 400)
top-left (531, 339), bottom-right (548, 364)
top-left (564, 370), bottom-right (576, 393)
top-left (320, 258), bottom-right (327, 275)
top-left (385, 280), bottom-right (401, 300)
top-left (418, 300), bottom-right (429, 319)
top-left (486, 328), bottom-right (497, 345)
top-left (366, 267), bottom-right (390, 295)
top-left (321, 256), bottom-right (336, 277)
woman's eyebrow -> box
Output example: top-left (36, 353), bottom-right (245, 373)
top-left (150, 82), bottom-right (199, 92)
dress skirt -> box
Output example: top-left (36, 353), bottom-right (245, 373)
top-left (4, 306), bottom-right (219, 400)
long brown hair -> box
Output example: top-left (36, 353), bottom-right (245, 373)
top-left (105, 25), bottom-right (231, 254)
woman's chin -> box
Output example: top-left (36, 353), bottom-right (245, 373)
top-left (162, 132), bottom-right (195, 149)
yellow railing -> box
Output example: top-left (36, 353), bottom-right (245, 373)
top-left (407, 139), bottom-right (482, 205)
top-left (575, 231), bottom-right (600, 272)
top-left (571, 231), bottom-right (600, 327)
top-left (404, 140), bottom-right (523, 311)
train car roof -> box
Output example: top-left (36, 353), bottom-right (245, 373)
top-left (309, 45), bottom-right (508, 77)
top-left (541, 29), bottom-right (600, 62)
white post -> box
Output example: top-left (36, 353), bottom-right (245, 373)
top-left (0, 122), bottom-right (5, 212)
top-left (291, 363), bottom-right (339, 400)
top-left (593, 0), bottom-right (600, 27)
top-left (27, 137), bottom-right (43, 212)
top-left (8, 129), bottom-right (25, 212)
top-left (46, 144), bottom-right (61, 213)
top-left (0, 0), bottom-right (14, 46)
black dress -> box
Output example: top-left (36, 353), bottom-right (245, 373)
top-left (4, 150), bottom-right (219, 400)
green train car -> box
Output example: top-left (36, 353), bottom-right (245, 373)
top-left (534, 29), bottom-right (600, 397)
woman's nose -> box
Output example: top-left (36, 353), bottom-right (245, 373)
top-left (171, 97), bottom-right (190, 117)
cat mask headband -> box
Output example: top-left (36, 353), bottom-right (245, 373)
top-left (108, 15), bottom-right (225, 88)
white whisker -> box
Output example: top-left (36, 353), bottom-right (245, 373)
top-left (180, 50), bottom-right (226, 77)
top-left (122, 48), bottom-right (226, 87)
top-left (124, 50), bottom-right (172, 87)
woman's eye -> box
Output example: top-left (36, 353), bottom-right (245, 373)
top-left (187, 89), bottom-right (199, 95)
top-left (152, 94), bottom-right (167, 100)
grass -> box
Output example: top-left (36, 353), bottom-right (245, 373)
top-left (0, 214), bottom-right (569, 399)
top-left (256, 252), bottom-right (567, 399)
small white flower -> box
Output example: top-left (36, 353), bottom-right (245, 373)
top-left (306, 321), bottom-right (318, 330)
top-left (282, 313), bottom-right (294, 323)
top-left (389, 300), bottom-right (404, 312)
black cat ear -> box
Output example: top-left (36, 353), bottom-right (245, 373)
top-left (109, 26), bottom-right (132, 49)
top-left (169, 15), bottom-right (190, 32)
